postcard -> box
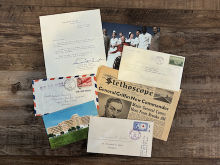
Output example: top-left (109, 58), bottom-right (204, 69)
top-left (43, 101), bottom-right (98, 149)
top-left (96, 66), bottom-right (181, 141)
top-left (87, 117), bottom-right (154, 157)
top-left (40, 9), bottom-right (106, 78)
top-left (102, 22), bottom-right (160, 70)
top-left (32, 74), bottom-right (98, 116)
top-left (118, 46), bottom-right (185, 91)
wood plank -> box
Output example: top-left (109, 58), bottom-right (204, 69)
top-left (0, 128), bottom-right (220, 157)
top-left (0, 23), bottom-right (40, 34)
top-left (0, 71), bottom-right (220, 107)
top-left (1, 0), bottom-right (220, 10)
top-left (1, 156), bottom-right (220, 165)
top-left (0, 54), bottom-right (45, 71)
top-left (0, 5), bottom-right (220, 27)
top-left (0, 71), bottom-right (46, 107)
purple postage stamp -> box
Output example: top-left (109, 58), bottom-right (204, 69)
top-left (129, 130), bottom-right (141, 140)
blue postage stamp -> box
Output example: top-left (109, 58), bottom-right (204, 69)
top-left (133, 122), bottom-right (148, 131)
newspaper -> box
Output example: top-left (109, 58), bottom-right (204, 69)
top-left (97, 66), bottom-right (181, 141)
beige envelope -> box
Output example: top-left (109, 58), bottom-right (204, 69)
top-left (118, 46), bottom-right (185, 92)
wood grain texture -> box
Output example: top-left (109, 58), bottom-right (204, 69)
top-left (1, 0), bottom-right (220, 10)
top-left (0, 0), bottom-right (220, 163)
top-left (0, 5), bottom-right (220, 27)
top-left (1, 156), bottom-right (220, 165)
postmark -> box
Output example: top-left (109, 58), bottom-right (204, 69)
top-left (169, 55), bottom-right (184, 67)
top-left (133, 122), bottom-right (148, 132)
top-left (77, 77), bottom-right (92, 87)
top-left (129, 130), bottom-right (141, 140)
top-left (155, 56), bottom-right (164, 65)
top-left (64, 79), bottom-right (76, 91)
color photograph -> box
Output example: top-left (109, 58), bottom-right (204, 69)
top-left (43, 101), bottom-right (98, 149)
top-left (102, 22), bottom-right (160, 69)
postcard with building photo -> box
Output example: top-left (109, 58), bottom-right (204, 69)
top-left (42, 100), bottom-right (98, 149)
top-left (102, 22), bottom-right (160, 69)
top-left (153, 88), bottom-right (174, 104)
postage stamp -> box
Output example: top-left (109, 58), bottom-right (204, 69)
top-left (129, 130), bottom-right (141, 140)
top-left (77, 77), bottom-right (92, 87)
top-left (169, 55), bottom-right (184, 67)
top-left (64, 79), bottom-right (76, 91)
top-left (133, 122), bottom-right (148, 132)
top-left (155, 56), bottom-right (164, 65)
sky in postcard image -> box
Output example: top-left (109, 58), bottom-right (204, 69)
top-left (102, 22), bottom-right (159, 39)
top-left (42, 101), bottom-right (98, 129)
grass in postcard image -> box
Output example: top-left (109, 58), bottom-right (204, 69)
top-left (49, 127), bottom-right (89, 149)
top-left (42, 101), bottom-right (99, 149)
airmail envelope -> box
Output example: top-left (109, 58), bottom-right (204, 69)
top-left (32, 74), bottom-right (98, 116)
top-left (87, 117), bottom-right (154, 157)
top-left (118, 46), bottom-right (185, 92)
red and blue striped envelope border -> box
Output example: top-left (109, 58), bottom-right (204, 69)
top-left (32, 74), bottom-right (98, 116)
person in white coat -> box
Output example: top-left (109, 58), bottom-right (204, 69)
top-left (109, 30), bottom-right (119, 52)
top-left (118, 32), bottom-right (123, 44)
top-left (138, 26), bottom-right (152, 50)
top-left (134, 30), bottom-right (141, 47)
top-left (126, 32), bottom-right (135, 47)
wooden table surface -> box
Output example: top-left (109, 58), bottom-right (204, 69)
top-left (1, 0), bottom-right (220, 164)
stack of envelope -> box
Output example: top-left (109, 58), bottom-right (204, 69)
top-left (32, 9), bottom-right (185, 157)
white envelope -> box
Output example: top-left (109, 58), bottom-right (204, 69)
top-left (87, 117), bottom-right (154, 157)
top-left (118, 46), bottom-right (185, 91)
top-left (32, 74), bottom-right (98, 116)
top-left (40, 9), bottom-right (106, 78)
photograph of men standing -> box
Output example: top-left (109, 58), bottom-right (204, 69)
top-left (102, 22), bottom-right (161, 69)
top-left (138, 26), bottom-right (152, 50)
top-left (103, 29), bottom-right (110, 59)
top-left (149, 27), bottom-right (160, 51)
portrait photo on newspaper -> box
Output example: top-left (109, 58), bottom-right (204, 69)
top-left (98, 92), bottom-right (132, 119)
top-left (102, 22), bottom-right (160, 69)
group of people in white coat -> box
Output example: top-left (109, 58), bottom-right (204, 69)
top-left (103, 26), bottom-right (160, 69)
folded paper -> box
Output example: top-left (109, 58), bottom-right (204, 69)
top-left (40, 9), bottom-right (106, 78)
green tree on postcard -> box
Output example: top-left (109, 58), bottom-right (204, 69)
top-left (48, 133), bottom-right (52, 138)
